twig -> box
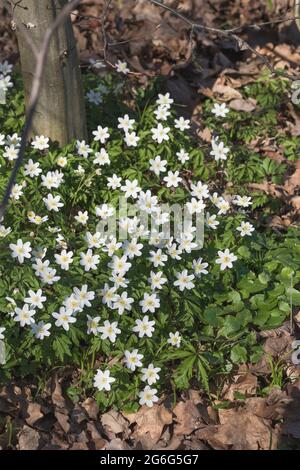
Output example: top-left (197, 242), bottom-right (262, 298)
top-left (149, 0), bottom-right (300, 81)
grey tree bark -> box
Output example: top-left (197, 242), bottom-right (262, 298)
top-left (11, 0), bottom-right (87, 145)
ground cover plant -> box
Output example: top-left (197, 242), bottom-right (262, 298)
top-left (1, 60), bottom-right (300, 416)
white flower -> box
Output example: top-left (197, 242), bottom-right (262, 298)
top-left (0, 134), bottom-right (5, 146)
top-left (24, 159), bottom-right (42, 177)
top-left (210, 139), bottom-right (230, 161)
top-left (101, 283), bottom-right (118, 308)
top-left (24, 289), bottom-right (46, 309)
top-left (151, 123), bottom-right (170, 143)
top-left (4, 145), bottom-right (18, 161)
top-left (109, 255), bottom-right (132, 275)
top-left (174, 116), bottom-right (190, 131)
top-left (121, 179), bottom-right (141, 199)
top-left (75, 210), bottom-right (89, 225)
top-left (125, 131), bottom-right (140, 147)
top-left (133, 315), bottom-right (155, 338)
top-left (11, 183), bottom-right (23, 200)
top-left (176, 149), bottom-right (189, 164)
top-left (186, 198), bottom-right (206, 215)
top-left (139, 293), bottom-right (160, 313)
top-left (99, 320), bottom-right (121, 343)
top-left (137, 190), bottom-right (158, 214)
top-left (89, 58), bottom-right (105, 70)
top-left (191, 181), bottom-right (210, 199)
top-left (233, 195), bottom-right (252, 207)
top-left (116, 60), bottom-right (129, 74)
top-left (41, 170), bottom-right (64, 190)
top-left (0, 74), bottom-right (13, 92)
top-left (10, 239), bottom-right (32, 263)
top-left (139, 386), bottom-right (159, 408)
top-left (76, 140), bottom-right (92, 158)
top-left (43, 193), bottom-right (64, 212)
top-left (211, 102), bottom-right (229, 117)
top-left (141, 364), bottom-right (161, 385)
top-left (86, 89), bottom-right (102, 105)
top-left (167, 243), bottom-right (182, 260)
top-left (40, 267), bottom-right (60, 285)
top-left (124, 349), bottom-right (143, 371)
top-left (31, 135), bottom-right (49, 150)
top-left (112, 292), bottom-right (134, 315)
top-left (168, 331), bottom-right (181, 348)
top-left (174, 269), bottom-right (195, 291)
top-left (52, 307), bottom-right (76, 331)
top-left (87, 315), bottom-right (101, 335)
top-left (216, 198), bottom-right (230, 215)
top-left (75, 164), bottom-right (85, 175)
top-left (93, 125), bottom-right (110, 143)
top-left (94, 369), bottom-right (116, 391)
top-left (178, 235), bottom-right (198, 253)
top-left (206, 213), bottom-right (219, 229)
top-left (95, 203), bottom-right (114, 219)
top-left (0, 60), bottom-right (13, 75)
top-left (216, 249), bottom-right (237, 270)
top-left (55, 249), bottom-right (74, 270)
top-left (64, 294), bottom-right (82, 313)
top-left (193, 258), bottom-right (208, 277)
top-left (149, 155), bottom-right (167, 176)
top-left (156, 92), bottom-right (173, 108)
top-left (118, 114), bottom-right (135, 132)
top-left (0, 327), bottom-right (6, 340)
top-left (163, 170), bottom-right (182, 188)
top-left (123, 238), bottom-right (143, 259)
top-left (110, 273), bottom-right (129, 289)
top-left (107, 174), bottom-right (121, 190)
top-left (148, 271), bottom-right (167, 290)
top-left (73, 284), bottom-right (95, 308)
top-left (154, 105), bottom-right (171, 121)
top-left (103, 237), bottom-right (122, 256)
top-left (14, 304), bottom-right (35, 327)
top-left (31, 321), bottom-right (51, 340)
top-left (0, 225), bottom-right (11, 238)
top-left (149, 249), bottom-right (168, 267)
top-left (93, 148), bottom-right (110, 165)
top-left (237, 221), bottom-right (255, 237)
top-left (32, 258), bottom-right (50, 276)
top-left (86, 231), bottom-right (106, 249)
top-left (80, 249), bottom-right (100, 271)
top-left (6, 133), bottom-right (21, 147)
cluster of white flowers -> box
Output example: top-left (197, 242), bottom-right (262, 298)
top-left (1, 71), bottom-right (255, 407)
top-left (0, 60), bottom-right (13, 104)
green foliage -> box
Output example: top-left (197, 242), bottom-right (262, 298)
top-left (0, 68), bottom-right (298, 410)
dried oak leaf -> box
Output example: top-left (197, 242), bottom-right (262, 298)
top-left (101, 409), bottom-right (129, 437)
top-left (125, 404), bottom-right (172, 444)
top-left (18, 425), bottom-right (41, 450)
top-left (229, 98), bottom-right (256, 112)
top-left (81, 397), bottom-right (99, 421)
top-left (105, 437), bottom-right (131, 450)
top-left (212, 79), bottom-right (242, 101)
top-left (23, 402), bottom-right (44, 427)
top-left (54, 410), bottom-right (70, 434)
top-left (51, 375), bottom-right (67, 410)
top-left (196, 407), bottom-right (278, 450)
top-left (222, 372), bottom-right (258, 401)
top-left (173, 400), bottom-right (204, 436)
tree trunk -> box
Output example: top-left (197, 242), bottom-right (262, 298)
top-left (11, 0), bottom-right (87, 145)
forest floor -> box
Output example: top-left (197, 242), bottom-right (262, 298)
top-left (1, 0), bottom-right (300, 451)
